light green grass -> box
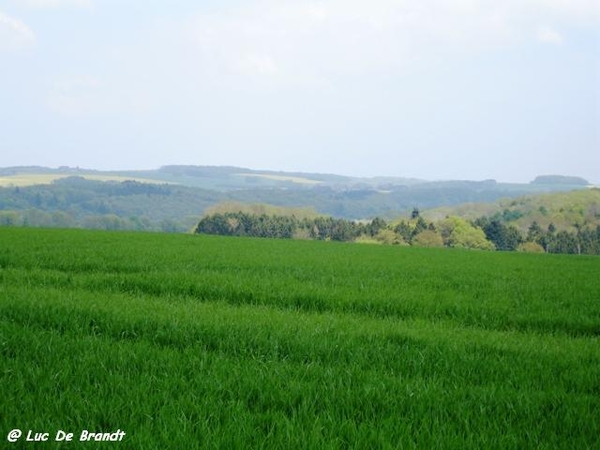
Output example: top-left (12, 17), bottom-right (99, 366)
top-left (233, 173), bottom-right (322, 185)
top-left (0, 173), bottom-right (174, 187)
top-left (0, 228), bottom-right (599, 448)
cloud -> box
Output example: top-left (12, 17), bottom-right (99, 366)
top-left (46, 75), bottom-right (151, 116)
top-left (536, 25), bottom-right (564, 44)
top-left (12, 0), bottom-right (92, 8)
top-left (46, 76), bottom-right (105, 115)
top-left (526, 0), bottom-right (600, 24)
top-left (184, 1), bottom-right (520, 86)
top-left (233, 53), bottom-right (279, 76)
top-left (183, 0), bottom-right (599, 88)
top-left (0, 10), bottom-right (35, 51)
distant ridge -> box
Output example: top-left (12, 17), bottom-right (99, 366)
top-left (0, 165), bottom-right (595, 231)
top-left (531, 175), bottom-right (589, 186)
top-left (0, 165), bottom-right (592, 187)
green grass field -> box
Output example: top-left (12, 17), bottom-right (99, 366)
top-left (1, 228), bottom-right (599, 449)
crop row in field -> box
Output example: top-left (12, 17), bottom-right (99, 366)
top-left (1, 228), bottom-right (599, 448)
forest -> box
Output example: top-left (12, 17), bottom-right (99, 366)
top-left (0, 169), bottom-right (598, 255)
top-left (0, 168), bottom-right (592, 229)
top-left (195, 209), bottom-right (600, 255)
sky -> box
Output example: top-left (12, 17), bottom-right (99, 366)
top-left (1, 0), bottom-right (599, 183)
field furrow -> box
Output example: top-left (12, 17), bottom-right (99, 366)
top-left (1, 228), bottom-right (599, 448)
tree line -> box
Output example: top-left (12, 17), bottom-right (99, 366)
top-left (475, 218), bottom-right (600, 255)
top-left (195, 212), bottom-right (373, 242)
top-left (195, 210), bottom-right (600, 255)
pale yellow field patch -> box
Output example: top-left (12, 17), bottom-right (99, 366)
top-left (0, 174), bottom-right (172, 187)
top-left (234, 173), bottom-right (322, 185)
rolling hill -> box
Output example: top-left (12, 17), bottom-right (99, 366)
top-left (423, 188), bottom-right (600, 233)
top-left (0, 166), bottom-right (594, 231)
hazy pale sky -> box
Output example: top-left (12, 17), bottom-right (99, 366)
top-left (1, 0), bottom-right (599, 182)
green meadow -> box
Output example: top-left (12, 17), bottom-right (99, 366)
top-left (0, 228), bottom-right (599, 449)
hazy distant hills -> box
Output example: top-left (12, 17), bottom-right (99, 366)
top-left (0, 165), bottom-right (424, 190)
top-left (1, 165), bottom-right (590, 192)
top-left (0, 165), bottom-right (594, 231)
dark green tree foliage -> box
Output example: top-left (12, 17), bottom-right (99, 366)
top-left (540, 226), bottom-right (600, 255)
top-left (412, 217), bottom-right (428, 239)
top-left (196, 212), bottom-right (296, 239)
top-left (549, 231), bottom-right (580, 254)
top-left (365, 217), bottom-right (387, 237)
top-left (523, 221), bottom-right (549, 251)
top-left (439, 215), bottom-right (600, 255)
top-left (527, 221), bottom-right (543, 242)
top-left (588, 226), bottom-right (600, 254)
top-left (502, 208), bottom-right (523, 222)
top-left (195, 212), bottom-right (364, 241)
top-left (503, 226), bottom-right (523, 251)
top-left (475, 218), bottom-right (522, 251)
top-left (196, 214), bottom-right (230, 235)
